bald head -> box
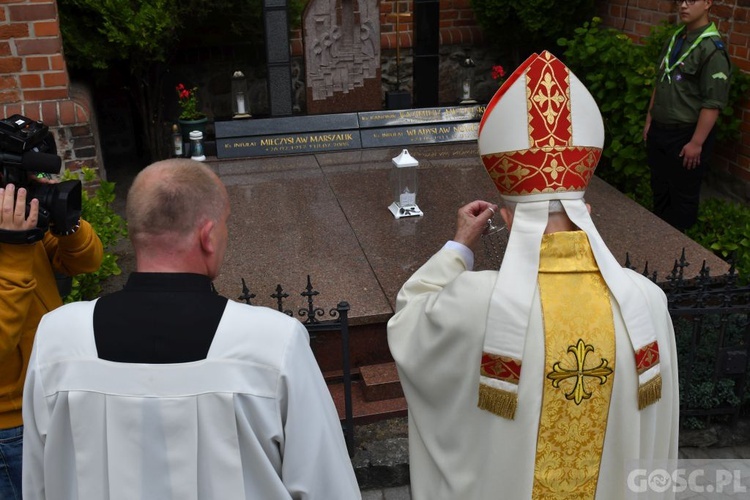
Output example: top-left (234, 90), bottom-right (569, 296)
top-left (126, 159), bottom-right (228, 248)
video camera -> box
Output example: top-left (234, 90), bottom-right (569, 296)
top-left (0, 114), bottom-right (81, 244)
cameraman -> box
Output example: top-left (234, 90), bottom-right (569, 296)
top-left (0, 179), bottom-right (102, 500)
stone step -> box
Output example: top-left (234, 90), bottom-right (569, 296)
top-left (328, 379), bottom-right (407, 425)
top-left (359, 362), bottom-right (405, 402)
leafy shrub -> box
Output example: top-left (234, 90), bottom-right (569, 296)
top-left (62, 168), bottom-right (128, 302)
top-left (687, 198), bottom-right (750, 281)
top-left (471, 0), bottom-right (596, 64)
top-left (673, 314), bottom-right (747, 429)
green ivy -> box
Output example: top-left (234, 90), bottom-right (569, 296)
top-left (62, 167), bottom-right (128, 302)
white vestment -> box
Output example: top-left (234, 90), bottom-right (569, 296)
top-left (23, 300), bottom-right (360, 500)
top-left (387, 244), bottom-right (679, 499)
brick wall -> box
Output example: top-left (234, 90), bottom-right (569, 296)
top-left (290, 0), bottom-right (483, 56)
top-left (0, 0), bottom-right (101, 182)
top-left (597, 0), bottom-right (750, 197)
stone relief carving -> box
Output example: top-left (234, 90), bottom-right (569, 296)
top-left (304, 0), bottom-right (380, 101)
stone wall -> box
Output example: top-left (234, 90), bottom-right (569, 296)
top-left (596, 0), bottom-right (750, 201)
top-left (0, 0), bottom-right (102, 183)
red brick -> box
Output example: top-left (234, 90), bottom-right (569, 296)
top-left (0, 56), bottom-right (22, 73)
top-left (22, 104), bottom-right (40, 121)
top-left (59, 99), bottom-right (75, 124)
top-left (23, 88), bottom-right (68, 101)
top-left (2, 103), bottom-right (22, 116)
top-left (41, 100), bottom-right (57, 124)
top-left (401, 32), bottom-right (412, 49)
top-left (33, 20), bottom-right (59, 37)
top-left (0, 8), bottom-right (5, 23)
top-left (71, 125), bottom-right (90, 137)
top-left (0, 92), bottom-right (19, 106)
top-left (43, 71), bottom-right (67, 87)
top-left (50, 54), bottom-right (64, 70)
top-left (0, 42), bottom-right (10, 56)
top-left (8, 3), bottom-right (56, 22)
top-left (74, 104), bottom-right (89, 123)
top-left (732, 45), bottom-right (749, 61)
top-left (0, 75), bottom-right (14, 90)
top-left (19, 73), bottom-right (41, 88)
top-left (0, 23), bottom-right (30, 40)
top-left (380, 2), bottom-right (393, 15)
top-left (14, 37), bottom-right (61, 56)
top-left (26, 55), bottom-right (49, 71)
top-left (442, 9), bottom-right (458, 21)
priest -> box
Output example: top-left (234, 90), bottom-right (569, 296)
top-left (387, 51), bottom-right (679, 499)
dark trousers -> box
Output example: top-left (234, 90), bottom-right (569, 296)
top-left (647, 123), bottom-right (715, 232)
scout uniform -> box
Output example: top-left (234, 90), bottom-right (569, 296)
top-left (648, 22), bottom-right (731, 231)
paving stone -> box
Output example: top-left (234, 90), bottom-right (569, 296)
top-left (360, 489), bottom-right (384, 500)
top-left (383, 485), bottom-right (411, 500)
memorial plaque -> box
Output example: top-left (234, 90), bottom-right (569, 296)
top-left (215, 105), bottom-right (484, 159)
top-left (360, 121), bottom-right (479, 148)
top-left (218, 130), bottom-right (362, 158)
top-left (216, 113), bottom-right (359, 137)
top-left (358, 105), bottom-right (485, 128)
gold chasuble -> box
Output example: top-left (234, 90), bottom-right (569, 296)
top-left (532, 231), bottom-right (615, 499)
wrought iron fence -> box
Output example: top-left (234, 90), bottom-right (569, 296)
top-left (627, 250), bottom-right (750, 426)
top-left (228, 275), bottom-right (355, 456)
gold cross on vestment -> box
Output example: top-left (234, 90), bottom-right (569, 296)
top-left (547, 339), bottom-right (613, 405)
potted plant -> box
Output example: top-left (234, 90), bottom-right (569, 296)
top-left (176, 83), bottom-right (207, 143)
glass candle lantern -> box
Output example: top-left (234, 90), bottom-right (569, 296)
top-left (189, 130), bottom-right (206, 161)
top-left (459, 55), bottom-right (476, 104)
top-left (232, 70), bottom-right (251, 119)
top-left (388, 149), bottom-right (423, 219)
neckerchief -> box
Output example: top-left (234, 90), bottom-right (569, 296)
top-left (661, 22), bottom-right (720, 83)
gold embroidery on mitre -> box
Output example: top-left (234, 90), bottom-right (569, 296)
top-left (526, 54), bottom-right (572, 149)
top-left (480, 146), bottom-right (600, 196)
top-left (532, 232), bottom-right (615, 499)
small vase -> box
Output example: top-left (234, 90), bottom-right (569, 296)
top-left (178, 117), bottom-right (208, 145)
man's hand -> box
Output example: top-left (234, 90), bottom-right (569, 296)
top-left (454, 200), bottom-right (498, 253)
top-left (0, 183), bottom-right (39, 231)
top-left (680, 141), bottom-right (703, 170)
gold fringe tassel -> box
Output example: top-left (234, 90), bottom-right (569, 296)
top-left (638, 373), bottom-right (662, 410)
top-left (478, 383), bottom-right (518, 420)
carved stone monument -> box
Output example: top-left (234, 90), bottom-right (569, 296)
top-left (303, 0), bottom-right (382, 114)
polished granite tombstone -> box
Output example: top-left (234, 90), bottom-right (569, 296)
top-left (209, 142), bottom-right (729, 373)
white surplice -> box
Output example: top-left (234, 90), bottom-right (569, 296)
top-left (23, 300), bottom-right (360, 500)
top-left (387, 244), bottom-right (679, 500)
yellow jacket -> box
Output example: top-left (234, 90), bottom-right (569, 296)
top-left (0, 220), bottom-right (102, 429)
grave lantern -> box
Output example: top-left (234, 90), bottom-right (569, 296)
top-left (388, 149), bottom-right (423, 219)
top-left (458, 55), bottom-right (476, 104)
top-left (232, 70), bottom-right (251, 119)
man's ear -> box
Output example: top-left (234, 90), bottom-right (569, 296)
top-left (500, 207), bottom-right (513, 231)
top-left (199, 219), bottom-right (216, 254)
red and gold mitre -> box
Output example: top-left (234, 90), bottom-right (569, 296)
top-left (478, 51), bottom-right (604, 200)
